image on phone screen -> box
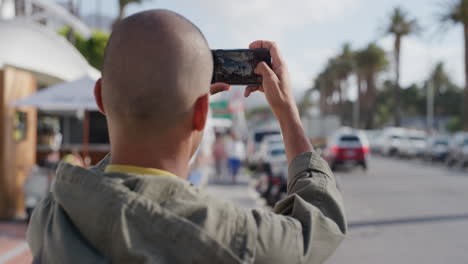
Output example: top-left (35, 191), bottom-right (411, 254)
top-left (211, 49), bottom-right (272, 85)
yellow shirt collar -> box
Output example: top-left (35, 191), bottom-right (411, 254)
top-left (105, 164), bottom-right (177, 177)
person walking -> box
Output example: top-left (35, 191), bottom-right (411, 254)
top-left (27, 10), bottom-right (346, 264)
top-left (227, 132), bottom-right (245, 184)
top-left (213, 133), bottom-right (227, 181)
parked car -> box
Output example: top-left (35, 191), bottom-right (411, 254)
top-left (446, 132), bottom-right (468, 167)
top-left (257, 134), bottom-right (284, 162)
top-left (323, 128), bottom-right (370, 171)
top-left (363, 129), bottom-right (382, 154)
top-left (379, 127), bottom-right (407, 157)
top-left (399, 130), bottom-right (427, 158)
top-left (424, 135), bottom-right (450, 162)
top-left (246, 128), bottom-right (281, 170)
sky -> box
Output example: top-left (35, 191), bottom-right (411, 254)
top-left (73, 0), bottom-right (464, 105)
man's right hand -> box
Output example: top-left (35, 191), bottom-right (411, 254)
top-left (246, 40), bottom-right (312, 163)
top-left (244, 40), bottom-right (295, 121)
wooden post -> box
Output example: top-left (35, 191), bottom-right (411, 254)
top-left (0, 67), bottom-right (37, 219)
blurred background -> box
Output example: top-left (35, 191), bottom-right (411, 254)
top-left (0, 0), bottom-right (467, 263)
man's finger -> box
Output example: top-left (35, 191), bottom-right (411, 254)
top-left (255, 61), bottom-right (277, 80)
top-left (244, 85), bottom-right (262, 97)
top-left (249, 40), bottom-right (285, 69)
top-left (210, 82), bottom-right (231, 95)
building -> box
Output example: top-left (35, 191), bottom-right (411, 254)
top-left (0, 0), bottom-right (101, 219)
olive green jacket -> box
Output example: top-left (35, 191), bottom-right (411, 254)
top-left (27, 152), bottom-right (346, 264)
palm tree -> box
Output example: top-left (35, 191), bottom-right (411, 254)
top-left (65, 0), bottom-right (82, 44)
top-left (305, 44), bottom-right (355, 120)
top-left (384, 7), bottom-right (420, 127)
top-left (298, 88), bottom-right (315, 117)
top-left (311, 69), bottom-right (337, 116)
top-left (355, 44), bottom-right (389, 129)
top-left (427, 62), bottom-right (460, 118)
top-left (114, 0), bottom-right (145, 26)
top-left (353, 49), bottom-right (366, 129)
top-left (440, 0), bottom-right (468, 130)
top-left (334, 43), bottom-right (354, 121)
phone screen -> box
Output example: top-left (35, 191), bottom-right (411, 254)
top-left (211, 49), bottom-right (272, 85)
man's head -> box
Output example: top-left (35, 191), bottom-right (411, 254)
top-left (94, 9), bottom-right (213, 158)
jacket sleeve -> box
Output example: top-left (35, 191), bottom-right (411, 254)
top-left (251, 151), bottom-right (347, 264)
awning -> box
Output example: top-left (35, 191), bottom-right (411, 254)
top-left (0, 20), bottom-right (99, 85)
top-left (13, 76), bottom-right (98, 111)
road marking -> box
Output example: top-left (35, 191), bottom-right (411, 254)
top-left (0, 242), bottom-right (29, 264)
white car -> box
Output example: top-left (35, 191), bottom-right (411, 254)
top-left (246, 128), bottom-right (281, 170)
top-left (400, 130), bottom-right (427, 158)
top-left (258, 134), bottom-right (284, 160)
top-left (379, 127), bottom-right (408, 156)
top-left (263, 143), bottom-right (288, 176)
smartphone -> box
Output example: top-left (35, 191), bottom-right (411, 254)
top-left (211, 49), bottom-right (272, 85)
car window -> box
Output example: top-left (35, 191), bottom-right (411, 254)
top-left (268, 140), bottom-right (283, 145)
top-left (409, 137), bottom-right (425, 141)
top-left (463, 138), bottom-right (468, 146)
top-left (270, 149), bottom-right (286, 156)
top-left (339, 135), bottom-right (360, 142)
top-left (435, 140), bottom-right (448, 146)
top-left (391, 135), bottom-right (401, 140)
top-left (254, 131), bottom-right (280, 143)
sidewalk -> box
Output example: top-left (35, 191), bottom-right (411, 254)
top-left (0, 221), bottom-right (32, 264)
top-left (204, 171), bottom-right (264, 209)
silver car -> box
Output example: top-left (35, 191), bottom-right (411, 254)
top-left (446, 132), bottom-right (468, 167)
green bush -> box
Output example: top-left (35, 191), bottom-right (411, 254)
top-left (446, 116), bottom-right (463, 133)
top-left (59, 27), bottom-right (109, 71)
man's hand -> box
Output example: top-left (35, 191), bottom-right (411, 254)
top-left (246, 40), bottom-right (312, 163)
top-left (244, 40), bottom-right (294, 120)
top-left (210, 82), bottom-right (231, 95)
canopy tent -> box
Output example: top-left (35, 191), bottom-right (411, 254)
top-left (13, 76), bottom-right (98, 111)
top-left (0, 20), bottom-right (99, 85)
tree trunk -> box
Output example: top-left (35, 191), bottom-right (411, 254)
top-left (356, 73), bottom-right (362, 128)
top-left (113, 4), bottom-right (126, 29)
top-left (319, 90), bottom-right (325, 115)
top-left (337, 80), bottom-right (343, 122)
top-left (66, 0), bottom-right (76, 44)
top-left (463, 24), bottom-right (468, 131)
top-left (394, 35), bottom-right (402, 127)
top-left (365, 72), bottom-right (376, 129)
top-left (14, 0), bottom-right (25, 16)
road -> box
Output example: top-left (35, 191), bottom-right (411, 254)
top-left (205, 157), bottom-right (468, 263)
top-left (0, 222), bottom-right (31, 264)
top-left (328, 156), bottom-right (468, 263)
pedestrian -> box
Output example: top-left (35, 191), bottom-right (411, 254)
top-left (61, 150), bottom-right (84, 167)
top-left (27, 10), bottom-right (346, 264)
top-left (227, 131), bottom-right (245, 184)
top-left (213, 133), bottom-right (227, 181)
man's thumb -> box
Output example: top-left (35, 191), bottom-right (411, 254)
top-left (254, 61), bottom-right (275, 79)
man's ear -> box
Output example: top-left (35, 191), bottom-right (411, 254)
top-left (193, 93), bottom-right (209, 131)
top-left (94, 78), bottom-right (106, 115)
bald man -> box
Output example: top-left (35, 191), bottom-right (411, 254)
top-left (27, 10), bottom-right (346, 264)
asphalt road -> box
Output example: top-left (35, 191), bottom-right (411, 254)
top-left (327, 156), bottom-right (468, 264)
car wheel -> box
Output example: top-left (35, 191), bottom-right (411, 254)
top-left (361, 162), bottom-right (367, 171)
